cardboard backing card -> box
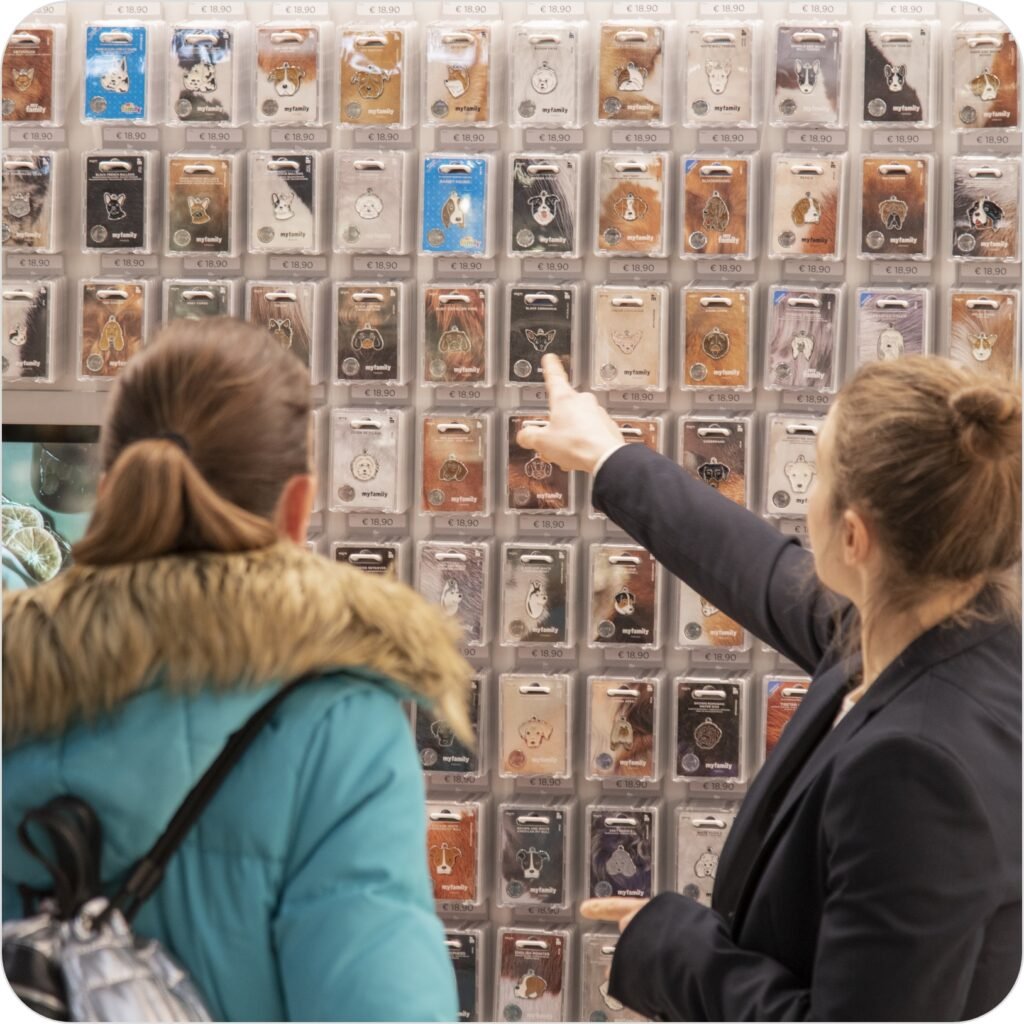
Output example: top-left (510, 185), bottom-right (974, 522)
top-left (255, 24), bottom-right (321, 124)
top-left (336, 283), bottom-right (401, 382)
top-left (3, 26), bottom-right (58, 122)
top-left (684, 22), bottom-right (755, 127)
top-left (80, 280), bottom-right (146, 379)
top-left (2, 281), bottom-right (53, 381)
top-left (84, 152), bottom-right (148, 252)
top-left (171, 25), bottom-right (235, 123)
top-left (949, 289), bottom-right (1020, 380)
top-left (854, 287), bottom-right (931, 366)
top-left (597, 22), bottom-right (665, 124)
top-left (952, 27), bottom-right (1019, 130)
top-left (339, 25), bottom-right (405, 126)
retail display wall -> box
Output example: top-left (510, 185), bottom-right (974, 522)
top-left (2, 0), bottom-right (1021, 1020)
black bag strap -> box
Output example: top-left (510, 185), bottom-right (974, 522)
top-left (94, 671), bottom-right (324, 927)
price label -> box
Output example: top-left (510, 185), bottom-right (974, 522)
top-left (26, 3), bottom-right (65, 15)
top-left (519, 516), bottom-right (579, 534)
top-left (347, 383), bottom-right (410, 402)
top-left (610, 128), bottom-right (672, 148)
top-left (608, 390), bottom-right (669, 408)
top-left (784, 128), bottom-right (848, 150)
top-left (527, 1), bottom-right (585, 16)
top-left (693, 259), bottom-right (758, 282)
top-left (876, 1), bottom-right (936, 15)
top-left (183, 255), bottom-right (241, 273)
top-left (690, 648), bottom-right (752, 667)
top-left (102, 126), bottom-right (160, 145)
top-left (104, 2), bottom-right (161, 16)
top-left (434, 257), bottom-right (498, 278)
top-left (958, 262), bottom-right (1023, 284)
top-left (687, 778), bottom-right (748, 796)
top-left (4, 253), bottom-right (63, 274)
top-left (442, 0), bottom-right (501, 17)
top-left (352, 255), bottom-right (414, 276)
top-left (612, 1), bottom-right (673, 16)
top-left (433, 385), bottom-right (496, 405)
top-left (693, 390), bottom-right (755, 410)
top-left (188, 2), bottom-right (246, 16)
top-left (872, 129), bottom-right (934, 150)
top-left (699, 1), bottom-right (759, 14)
top-left (100, 253), bottom-right (158, 273)
top-left (781, 391), bottom-right (835, 411)
top-left (268, 256), bottom-right (329, 275)
top-left (185, 127), bottom-right (245, 147)
top-left (7, 127), bottom-right (66, 146)
top-left (523, 128), bottom-right (586, 149)
top-left (962, 3), bottom-right (996, 15)
top-left (271, 2), bottom-right (328, 16)
top-left (960, 129), bottom-right (1021, 155)
top-left (270, 127), bottom-right (329, 147)
top-left (521, 776), bottom-right (574, 791)
top-left (784, 260), bottom-right (846, 281)
top-left (356, 1), bottom-right (414, 16)
top-left (437, 127), bottom-right (500, 150)
top-left (696, 128), bottom-right (759, 149)
top-left (604, 777), bottom-right (658, 792)
top-left (524, 905), bottom-right (571, 919)
top-left (608, 258), bottom-right (670, 278)
top-left (435, 514), bottom-right (494, 534)
top-left (519, 385), bottom-right (549, 405)
top-left (347, 513), bottom-right (409, 531)
top-left (520, 646), bottom-right (570, 662)
top-left (787, 1), bottom-right (848, 15)
top-left (869, 261), bottom-right (932, 283)
top-left (521, 257), bottom-right (584, 278)
top-left (352, 127), bottom-right (415, 148)
top-left (605, 647), bottom-right (663, 664)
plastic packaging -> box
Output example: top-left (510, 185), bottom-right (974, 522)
top-left (78, 278), bottom-right (150, 381)
top-left (499, 542), bottom-right (575, 648)
top-left (586, 804), bottom-right (658, 899)
top-left (861, 21), bottom-right (937, 127)
top-left (951, 23), bottom-right (1020, 132)
top-left (83, 21), bottom-right (158, 124)
top-left (948, 288), bottom-right (1020, 381)
top-left (421, 283), bottom-right (493, 388)
top-left (763, 285), bottom-right (844, 394)
top-left (495, 928), bottom-right (570, 1023)
top-left (414, 673), bottom-right (486, 784)
top-left (506, 414), bottom-right (575, 515)
top-left (2, 279), bottom-right (59, 383)
top-left (498, 673), bottom-right (572, 781)
top-left (2, 150), bottom-right (59, 252)
top-left (762, 673), bottom-right (811, 759)
top-left (681, 156), bottom-right (755, 260)
top-left (333, 281), bottom-right (406, 384)
top-left (245, 280), bottom-right (322, 382)
top-left (3, 23), bottom-right (66, 124)
top-left (335, 150), bottom-right (412, 255)
top-left (424, 23), bottom-right (497, 126)
top-left (82, 151), bottom-right (154, 254)
top-left (859, 155), bottom-right (933, 260)
top-left (683, 22), bottom-right (757, 128)
top-left (248, 151), bottom-right (322, 255)
top-left (678, 414), bottom-right (752, 508)
top-left (591, 285), bottom-right (668, 393)
top-left (421, 154), bottom-right (493, 257)
top-left (596, 21), bottom-right (668, 125)
top-left (253, 22), bottom-right (325, 125)
top-left (680, 286), bottom-right (755, 393)
top-left (416, 541), bottom-right (492, 650)
top-left (771, 22), bottom-right (846, 127)
top-left (579, 932), bottom-right (645, 1022)
top-left (338, 22), bottom-right (412, 127)
top-left (510, 21), bottom-right (583, 127)
top-left (854, 287), bottom-right (932, 366)
top-left (168, 22), bottom-right (246, 125)
top-left (162, 279), bottom-right (235, 322)
top-left (446, 929), bottom-right (485, 1023)
top-left (585, 675), bottom-right (660, 783)
top-left (587, 543), bottom-right (662, 650)
top-left (950, 157), bottom-right (1021, 263)
top-left (768, 154), bottom-right (846, 261)
top-left (328, 407), bottom-right (409, 513)
top-left (165, 153), bottom-right (240, 258)
top-left (496, 802), bottom-right (572, 912)
top-left (420, 412), bottom-right (492, 516)
top-left (595, 151), bottom-right (669, 258)
top-left (509, 154), bottom-right (581, 258)
top-left (675, 805), bottom-right (737, 906)
top-left (674, 675), bottom-right (747, 780)
top-left (506, 283), bottom-right (578, 386)
top-left (763, 413), bottom-right (825, 518)
top-left (426, 799), bottom-right (485, 911)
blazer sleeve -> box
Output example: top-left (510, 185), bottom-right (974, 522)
top-left (609, 735), bottom-right (1002, 1022)
top-left (592, 443), bottom-right (844, 672)
top-left (272, 688), bottom-right (458, 1022)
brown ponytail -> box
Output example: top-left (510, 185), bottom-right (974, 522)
top-left (73, 318), bottom-right (311, 567)
top-left (831, 356), bottom-right (1021, 618)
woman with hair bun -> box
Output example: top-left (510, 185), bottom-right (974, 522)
top-left (2, 319), bottom-right (470, 1021)
top-left (518, 353), bottom-right (1021, 1022)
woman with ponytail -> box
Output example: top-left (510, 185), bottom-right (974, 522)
top-left (518, 353), bottom-right (1021, 1022)
top-left (2, 320), bottom-right (471, 1021)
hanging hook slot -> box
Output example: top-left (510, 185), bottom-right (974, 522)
top-left (99, 31), bottom-right (133, 43)
top-left (609, 554), bottom-right (642, 565)
top-left (264, 291), bottom-right (297, 303)
top-left (437, 422), bottom-right (472, 434)
top-left (434, 551), bottom-right (469, 563)
top-left (524, 292), bottom-right (559, 306)
top-left (270, 31), bottom-right (305, 44)
top-left (699, 295), bottom-right (734, 308)
top-left (98, 159), bottom-right (134, 172)
top-left (349, 552), bottom-right (385, 565)
top-left (696, 425), bottom-right (732, 438)
top-left (785, 423), bottom-right (821, 436)
top-left (180, 289), bottom-right (215, 300)
top-left (699, 164), bottom-right (734, 178)
top-left (519, 682), bottom-right (552, 695)
top-left (520, 553), bottom-right (554, 565)
top-left (267, 159), bottom-right (301, 171)
top-left (787, 296), bottom-right (822, 308)
top-left (96, 289), bottom-right (129, 301)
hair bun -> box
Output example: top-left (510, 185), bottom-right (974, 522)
top-left (949, 383), bottom-right (1021, 461)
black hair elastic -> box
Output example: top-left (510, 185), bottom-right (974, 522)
top-left (156, 432), bottom-right (191, 456)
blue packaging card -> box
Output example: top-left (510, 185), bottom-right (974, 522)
top-left (84, 25), bottom-right (148, 122)
top-left (421, 157), bottom-right (488, 255)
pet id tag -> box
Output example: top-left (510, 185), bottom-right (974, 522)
top-left (84, 24), bottom-right (148, 122)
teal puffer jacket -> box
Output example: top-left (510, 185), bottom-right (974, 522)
top-left (2, 544), bottom-right (474, 1022)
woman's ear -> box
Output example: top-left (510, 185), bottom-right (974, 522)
top-left (842, 507), bottom-right (872, 568)
top-left (274, 473), bottom-right (315, 544)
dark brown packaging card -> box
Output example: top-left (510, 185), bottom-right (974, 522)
top-left (510, 156), bottom-right (579, 257)
top-left (499, 673), bottom-right (571, 778)
top-left (423, 286), bottom-right (489, 385)
top-left (675, 679), bottom-right (742, 778)
top-left (862, 23), bottom-right (932, 125)
top-left (498, 805), bottom-right (568, 908)
top-left (167, 156), bottom-right (232, 255)
top-left (80, 281), bottom-right (146, 379)
top-left (3, 281), bottom-right (52, 381)
top-left (417, 542), bottom-right (489, 645)
top-left (246, 282), bottom-right (315, 373)
top-left (336, 284), bottom-right (401, 382)
top-left (679, 416), bottom-right (749, 507)
top-left (676, 808), bottom-right (736, 907)
top-left (952, 158), bottom-right (1020, 262)
top-left (170, 26), bottom-right (235, 123)
top-left (592, 286), bottom-right (665, 391)
top-left (2, 152), bottom-right (53, 250)
top-left (165, 281), bottom-right (232, 322)
top-left (329, 409), bottom-right (403, 512)
top-left (579, 933), bottom-right (646, 1022)
top-left (507, 286), bottom-right (574, 385)
top-left (684, 23), bottom-right (755, 126)
top-left (765, 287), bottom-right (840, 393)
top-left (682, 287), bottom-right (752, 390)
top-left (949, 290), bottom-right (1020, 381)
top-left (422, 414), bottom-right (489, 515)
top-left (507, 414), bottom-right (573, 514)
top-left (952, 28), bottom-right (1019, 130)
top-left (588, 807), bottom-right (655, 899)
top-left (682, 158), bottom-right (751, 258)
top-left (336, 153), bottom-right (406, 253)
top-left (597, 22), bottom-right (665, 123)
top-left (84, 153), bottom-right (148, 251)
top-left (446, 931), bottom-right (481, 1023)
top-left (764, 415), bottom-right (822, 517)
top-left (773, 24), bottom-right (843, 126)
top-left (496, 930), bottom-right (567, 1023)
top-left (333, 541), bottom-right (400, 577)
top-left (3, 27), bottom-right (56, 122)
top-left (770, 156), bottom-right (844, 259)
top-left (249, 152), bottom-right (317, 254)
top-left (501, 543), bottom-right (571, 646)
top-left (589, 545), bottom-right (660, 648)
top-left (860, 156), bottom-right (930, 258)
top-left (678, 583), bottom-right (747, 650)
top-left (416, 676), bottom-right (482, 777)
top-left (426, 802), bottom-right (480, 905)
top-left (764, 675), bottom-right (810, 758)
top-left (339, 26), bottom-right (404, 126)
top-left (854, 288), bottom-right (930, 366)
top-left (586, 677), bottom-right (658, 781)
top-left (255, 25), bottom-right (320, 124)
top-left (425, 25), bottom-right (491, 124)
top-left (596, 152), bottom-right (667, 256)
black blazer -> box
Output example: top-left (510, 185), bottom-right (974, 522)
top-left (594, 445), bottom-right (1022, 1022)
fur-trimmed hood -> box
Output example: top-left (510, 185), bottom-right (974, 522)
top-left (2, 542), bottom-right (473, 747)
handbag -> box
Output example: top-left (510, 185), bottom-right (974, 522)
top-left (3, 672), bottom-right (323, 1021)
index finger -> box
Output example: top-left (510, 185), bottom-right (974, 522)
top-left (541, 353), bottom-right (575, 406)
top-left (579, 897), bottom-right (647, 922)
